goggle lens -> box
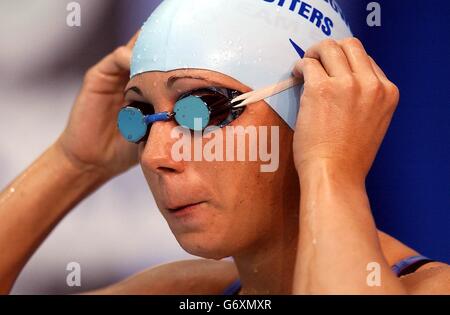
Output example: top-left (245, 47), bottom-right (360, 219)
top-left (118, 88), bottom-right (243, 143)
top-left (174, 95), bottom-right (210, 131)
top-left (117, 107), bottom-right (148, 143)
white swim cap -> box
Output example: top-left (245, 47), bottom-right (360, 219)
top-left (131, 0), bottom-right (353, 129)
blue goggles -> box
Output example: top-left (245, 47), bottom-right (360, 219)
top-left (118, 87), bottom-right (244, 143)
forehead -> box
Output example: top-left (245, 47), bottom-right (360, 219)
top-left (125, 69), bottom-right (251, 93)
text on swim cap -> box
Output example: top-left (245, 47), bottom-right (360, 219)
top-left (321, 0), bottom-right (350, 28)
top-left (263, 0), bottom-right (334, 36)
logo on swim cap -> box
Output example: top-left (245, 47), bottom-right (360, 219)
top-left (289, 39), bottom-right (306, 58)
top-left (131, 0), bottom-right (353, 129)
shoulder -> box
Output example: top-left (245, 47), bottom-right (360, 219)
top-left (378, 230), bottom-right (450, 294)
top-left (400, 262), bottom-right (450, 294)
top-left (85, 259), bottom-right (238, 295)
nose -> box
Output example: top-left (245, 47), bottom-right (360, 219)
top-left (140, 120), bottom-right (186, 175)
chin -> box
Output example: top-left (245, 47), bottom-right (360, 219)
top-left (173, 230), bottom-right (235, 260)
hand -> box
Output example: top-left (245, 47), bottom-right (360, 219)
top-left (56, 33), bottom-right (140, 179)
top-left (292, 38), bottom-right (400, 182)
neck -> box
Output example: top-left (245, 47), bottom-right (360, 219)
top-left (232, 153), bottom-right (300, 295)
top-left (233, 205), bottom-right (299, 294)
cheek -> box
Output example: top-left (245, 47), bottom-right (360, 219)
top-left (211, 166), bottom-right (282, 251)
top-left (142, 170), bottom-right (161, 206)
top-left (204, 107), bottom-right (293, 214)
top-left (208, 160), bottom-right (268, 222)
top-left (138, 154), bottom-right (162, 203)
top-left (138, 142), bottom-right (146, 163)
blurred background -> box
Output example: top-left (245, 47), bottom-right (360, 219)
top-left (0, 0), bottom-right (448, 294)
top-left (0, 0), bottom-right (194, 294)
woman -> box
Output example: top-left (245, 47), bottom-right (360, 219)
top-left (0, 2), bottom-right (448, 294)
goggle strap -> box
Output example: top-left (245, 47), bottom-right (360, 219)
top-left (144, 112), bottom-right (174, 125)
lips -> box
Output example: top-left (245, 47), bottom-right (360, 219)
top-left (157, 178), bottom-right (211, 216)
top-left (167, 201), bottom-right (205, 212)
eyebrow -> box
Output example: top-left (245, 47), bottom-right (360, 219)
top-left (124, 75), bottom-right (225, 97)
top-left (167, 75), bottom-right (223, 88)
top-left (124, 86), bottom-right (143, 97)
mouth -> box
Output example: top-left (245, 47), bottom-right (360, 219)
top-left (167, 201), bottom-right (206, 217)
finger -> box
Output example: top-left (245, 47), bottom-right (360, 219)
top-left (126, 30), bottom-right (140, 49)
top-left (293, 57), bottom-right (328, 83)
top-left (96, 46), bottom-right (132, 76)
top-left (304, 39), bottom-right (352, 77)
top-left (338, 38), bottom-right (374, 76)
top-left (369, 56), bottom-right (388, 81)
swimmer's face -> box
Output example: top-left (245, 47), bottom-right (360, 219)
top-left (125, 69), bottom-right (299, 259)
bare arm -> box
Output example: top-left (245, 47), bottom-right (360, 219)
top-left (84, 259), bottom-right (238, 295)
top-left (292, 38), bottom-right (406, 294)
top-left (294, 161), bottom-right (406, 293)
top-left (0, 33), bottom-right (140, 294)
top-left (0, 143), bottom-right (105, 293)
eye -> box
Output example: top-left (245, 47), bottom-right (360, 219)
top-left (209, 105), bottom-right (245, 128)
top-left (127, 101), bottom-right (155, 116)
top-left (178, 87), bottom-right (230, 101)
top-left (190, 88), bottom-right (246, 128)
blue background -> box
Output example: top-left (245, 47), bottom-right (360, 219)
top-left (122, 0), bottom-right (450, 263)
top-left (339, 0), bottom-right (450, 263)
